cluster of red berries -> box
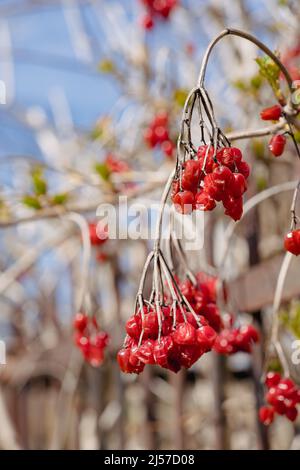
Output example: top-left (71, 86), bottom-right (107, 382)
top-left (260, 104), bottom-right (286, 157)
top-left (177, 274), bottom-right (224, 332)
top-left (171, 145), bottom-right (250, 221)
top-left (213, 324), bottom-right (260, 355)
top-left (73, 312), bottom-right (110, 367)
top-left (284, 228), bottom-right (300, 256)
top-left (259, 372), bottom-right (300, 425)
top-left (139, 0), bottom-right (178, 30)
top-left (144, 112), bottom-right (175, 158)
top-left (117, 305), bottom-right (217, 374)
top-left (117, 273), bottom-right (224, 374)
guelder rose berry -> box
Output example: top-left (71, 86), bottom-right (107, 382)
top-left (259, 372), bottom-right (300, 425)
top-left (73, 313), bottom-right (109, 367)
top-left (284, 229), bottom-right (300, 255)
top-left (144, 111), bottom-right (175, 159)
top-left (173, 191), bottom-right (194, 214)
top-left (268, 134), bottom-right (286, 157)
top-left (260, 104), bottom-right (282, 121)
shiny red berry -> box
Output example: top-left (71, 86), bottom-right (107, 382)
top-left (228, 173), bottom-right (247, 198)
top-left (126, 315), bottom-right (142, 339)
top-left (284, 229), bottom-right (300, 255)
top-left (173, 322), bottom-right (197, 345)
top-left (265, 371), bottom-right (281, 389)
top-left (259, 406), bottom-right (275, 425)
top-left (73, 312), bottom-right (88, 332)
top-left (268, 134), bottom-right (286, 157)
top-left (173, 191), bottom-right (194, 214)
top-left (195, 190), bottom-right (216, 211)
top-left (260, 104), bottom-right (282, 121)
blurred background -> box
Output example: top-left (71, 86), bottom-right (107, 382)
top-left (0, 0), bottom-right (300, 450)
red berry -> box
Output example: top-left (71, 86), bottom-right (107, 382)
top-left (173, 191), bottom-right (194, 214)
top-left (161, 139), bottom-right (174, 158)
top-left (136, 340), bottom-right (155, 364)
top-left (117, 349), bottom-right (131, 372)
top-left (197, 145), bottom-right (214, 173)
top-left (260, 104), bottom-right (282, 121)
top-left (173, 322), bottom-right (197, 345)
top-left (196, 325), bottom-right (217, 351)
top-left (73, 312), bottom-right (88, 332)
top-left (265, 371), bottom-right (281, 389)
top-left (95, 331), bottom-right (109, 348)
top-left (153, 111), bottom-right (168, 127)
top-left (142, 310), bottom-right (159, 338)
top-left (230, 147), bottom-right (243, 163)
top-left (89, 222), bottom-right (108, 245)
top-left (268, 134), bottom-right (286, 157)
top-left (178, 344), bottom-right (202, 368)
top-left (223, 196), bottom-right (243, 221)
top-left (195, 190), bottom-right (216, 211)
top-left (239, 324), bottom-right (260, 344)
top-left (153, 336), bottom-right (174, 367)
top-left (153, 125), bottom-right (169, 144)
top-left (213, 165), bottom-right (234, 186)
top-left (140, 13), bottom-right (154, 30)
top-left (126, 315), bottom-right (142, 339)
top-left (286, 406), bottom-right (298, 422)
top-left (88, 345), bottom-right (104, 367)
top-left (204, 174), bottom-right (224, 201)
top-left (144, 127), bottom-right (157, 147)
top-left (217, 148), bottom-right (235, 169)
top-left (284, 229), bottom-right (300, 256)
top-left (259, 406), bottom-right (275, 425)
top-left (228, 173), bottom-right (247, 198)
top-left (236, 160), bottom-right (250, 179)
top-left (203, 303), bottom-right (223, 332)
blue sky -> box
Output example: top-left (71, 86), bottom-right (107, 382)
top-left (0, 0), bottom-right (274, 157)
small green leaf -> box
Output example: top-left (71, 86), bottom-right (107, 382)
top-left (255, 55), bottom-right (283, 100)
top-left (22, 195), bottom-right (42, 210)
top-left (94, 162), bottom-right (111, 181)
top-left (232, 79), bottom-right (248, 92)
top-left (32, 167), bottom-right (47, 196)
top-left (51, 193), bottom-right (69, 205)
top-left (294, 130), bottom-right (300, 143)
top-left (250, 74), bottom-right (263, 90)
top-left (173, 88), bottom-right (189, 107)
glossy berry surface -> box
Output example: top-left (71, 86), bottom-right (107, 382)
top-left (260, 104), bottom-right (282, 121)
top-left (284, 229), bottom-right (300, 255)
top-left (268, 134), bottom-right (286, 157)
